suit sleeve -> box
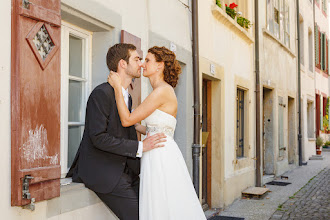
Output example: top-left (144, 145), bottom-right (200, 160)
top-left (87, 88), bottom-right (139, 158)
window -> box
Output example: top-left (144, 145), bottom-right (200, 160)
top-left (321, 33), bottom-right (325, 71)
top-left (322, 0), bottom-right (327, 14)
top-left (267, 0), bottom-right (290, 45)
top-left (315, 24), bottom-right (320, 68)
top-left (307, 101), bottom-right (314, 138)
top-left (236, 88), bottom-right (245, 158)
top-left (61, 22), bottom-right (92, 176)
top-left (308, 30), bottom-right (313, 72)
top-left (283, 1), bottom-right (290, 47)
top-left (299, 19), bottom-right (304, 65)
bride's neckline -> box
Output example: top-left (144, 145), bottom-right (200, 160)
top-left (155, 109), bottom-right (176, 120)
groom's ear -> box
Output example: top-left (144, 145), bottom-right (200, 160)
top-left (118, 59), bottom-right (127, 70)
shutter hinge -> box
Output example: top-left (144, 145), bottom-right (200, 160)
top-left (22, 175), bottom-right (36, 211)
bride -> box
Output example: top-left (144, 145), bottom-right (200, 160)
top-left (108, 46), bottom-right (206, 220)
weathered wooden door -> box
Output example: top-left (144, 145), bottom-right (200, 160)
top-left (11, 0), bottom-right (61, 207)
top-left (201, 79), bottom-right (212, 209)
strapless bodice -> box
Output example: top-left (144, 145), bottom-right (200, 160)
top-left (144, 109), bottom-right (177, 138)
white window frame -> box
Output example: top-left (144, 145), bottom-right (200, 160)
top-left (60, 21), bottom-right (92, 177)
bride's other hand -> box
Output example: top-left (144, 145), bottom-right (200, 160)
top-left (107, 71), bottom-right (121, 90)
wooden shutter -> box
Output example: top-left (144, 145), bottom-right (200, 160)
top-left (321, 33), bottom-right (324, 71)
top-left (315, 24), bottom-right (319, 67)
top-left (11, 0), bottom-right (61, 207)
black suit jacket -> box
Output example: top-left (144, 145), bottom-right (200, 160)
top-left (67, 82), bottom-right (140, 194)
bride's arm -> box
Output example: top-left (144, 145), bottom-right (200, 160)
top-left (108, 72), bottom-right (168, 127)
top-left (114, 86), bottom-right (166, 127)
top-left (134, 123), bottom-right (146, 135)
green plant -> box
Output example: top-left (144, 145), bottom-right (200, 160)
top-left (237, 16), bottom-right (252, 29)
top-left (316, 136), bottom-right (324, 147)
top-left (225, 3), bottom-right (238, 19)
top-left (226, 6), bottom-right (237, 19)
top-left (324, 141), bottom-right (330, 146)
top-left (216, 0), bottom-right (222, 8)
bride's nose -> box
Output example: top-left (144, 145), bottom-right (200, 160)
top-left (140, 62), bottom-right (146, 69)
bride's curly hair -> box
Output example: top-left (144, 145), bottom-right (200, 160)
top-left (148, 46), bottom-right (182, 88)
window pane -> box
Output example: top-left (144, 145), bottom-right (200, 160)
top-left (69, 35), bottom-right (83, 78)
top-left (69, 80), bottom-right (83, 122)
top-left (68, 126), bottom-right (84, 169)
top-left (237, 89), bottom-right (244, 158)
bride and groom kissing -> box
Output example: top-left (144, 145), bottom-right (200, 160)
top-left (67, 43), bottom-right (206, 220)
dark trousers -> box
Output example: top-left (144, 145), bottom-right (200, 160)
top-left (96, 165), bottom-right (139, 220)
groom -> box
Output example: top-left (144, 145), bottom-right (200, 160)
top-left (67, 43), bottom-right (166, 220)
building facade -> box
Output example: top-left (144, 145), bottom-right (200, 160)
top-left (199, 0), bottom-right (256, 208)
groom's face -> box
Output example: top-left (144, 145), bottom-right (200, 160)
top-left (126, 50), bottom-right (142, 79)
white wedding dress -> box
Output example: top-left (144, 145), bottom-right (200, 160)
top-left (139, 109), bottom-right (206, 220)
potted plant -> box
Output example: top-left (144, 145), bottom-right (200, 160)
top-left (316, 136), bottom-right (323, 155)
top-left (225, 3), bottom-right (238, 19)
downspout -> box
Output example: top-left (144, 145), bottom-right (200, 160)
top-left (192, 0), bottom-right (201, 195)
top-left (255, 0), bottom-right (262, 187)
top-left (297, 0), bottom-right (303, 166)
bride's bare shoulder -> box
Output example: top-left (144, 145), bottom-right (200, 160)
top-left (153, 84), bottom-right (176, 98)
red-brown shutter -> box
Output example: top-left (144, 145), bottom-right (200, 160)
top-left (11, 0), bottom-right (61, 207)
top-left (121, 30), bottom-right (143, 140)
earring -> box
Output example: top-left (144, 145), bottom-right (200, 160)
top-left (156, 69), bottom-right (159, 72)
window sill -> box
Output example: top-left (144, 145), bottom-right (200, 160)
top-left (46, 178), bottom-right (102, 219)
top-left (308, 138), bottom-right (316, 141)
top-left (211, 5), bottom-right (254, 45)
top-left (263, 28), bottom-right (296, 58)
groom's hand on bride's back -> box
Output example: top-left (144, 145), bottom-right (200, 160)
top-left (142, 133), bottom-right (167, 152)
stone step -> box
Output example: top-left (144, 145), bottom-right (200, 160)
top-left (309, 155), bottom-right (324, 160)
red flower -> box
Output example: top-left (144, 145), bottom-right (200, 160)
top-left (229, 3), bottom-right (238, 9)
top-left (225, 4), bottom-right (228, 7)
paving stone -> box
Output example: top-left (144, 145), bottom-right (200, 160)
top-left (270, 167), bottom-right (330, 220)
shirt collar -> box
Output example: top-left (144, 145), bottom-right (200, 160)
top-left (122, 87), bottom-right (129, 96)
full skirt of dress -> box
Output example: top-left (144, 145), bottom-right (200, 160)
top-left (139, 137), bottom-right (206, 220)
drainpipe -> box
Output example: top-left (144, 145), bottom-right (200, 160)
top-left (255, 0), bottom-right (262, 187)
top-left (192, 0), bottom-right (201, 196)
top-left (297, 0), bottom-right (303, 166)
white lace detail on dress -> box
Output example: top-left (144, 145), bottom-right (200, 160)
top-left (146, 126), bottom-right (174, 138)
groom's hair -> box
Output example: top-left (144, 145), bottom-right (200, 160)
top-left (106, 43), bottom-right (137, 72)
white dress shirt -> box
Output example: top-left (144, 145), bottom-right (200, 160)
top-left (122, 87), bottom-right (143, 158)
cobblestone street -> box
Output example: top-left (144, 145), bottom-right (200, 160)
top-left (217, 152), bottom-right (330, 220)
top-left (270, 167), bottom-right (330, 220)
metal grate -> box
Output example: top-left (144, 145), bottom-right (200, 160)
top-left (266, 181), bottom-right (291, 186)
top-left (236, 89), bottom-right (244, 157)
top-left (32, 25), bottom-right (54, 60)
